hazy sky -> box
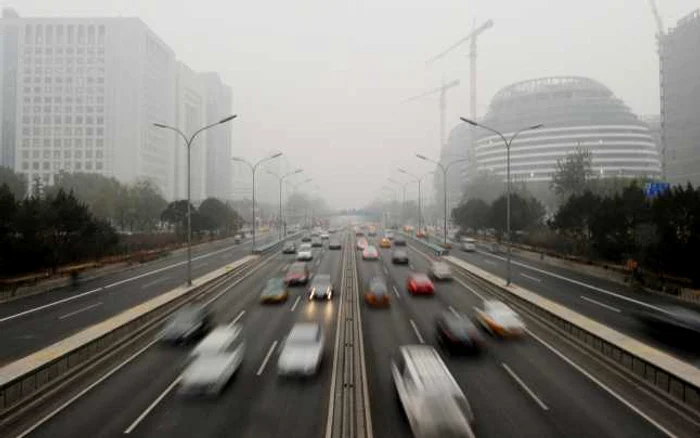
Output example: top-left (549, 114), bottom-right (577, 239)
top-left (8, 0), bottom-right (699, 208)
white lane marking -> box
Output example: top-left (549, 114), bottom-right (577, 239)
top-left (140, 276), bottom-right (170, 289)
top-left (0, 242), bottom-right (245, 324)
top-left (501, 363), bottom-right (549, 411)
top-left (477, 250), bottom-right (664, 312)
top-left (290, 296), bottom-right (301, 312)
top-left (58, 302), bottom-right (103, 320)
top-left (526, 329), bottom-right (677, 437)
top-left (256, 340), bottom-right (279, 376)
top-left (580, 296), bottom-right (622, 313)
top-left (392, 286), bottom-right (400, 298)
top-left (14, 338), bottom-right (160, 438)
top-left (453, 277), bottom-right (486, 300)
top-left (123, 376), bottom-right (182, 434)
top-left (383, 266), bottom-right (388, 275)
top-left (448, 306), bottom-right (460, 318)
top-left (409, 319), bottom-right (425, 344)
top-left (409, 264), bottom-right (415, 270)
top-left (282, 264), bottom-right (289, 272)
top-left (520, 273), bottom-right (542, 283)
top-left (229, 310), bottom-right (246, 327)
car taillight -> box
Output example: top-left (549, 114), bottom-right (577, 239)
top-left (409, 281), bottom-right (416, 289)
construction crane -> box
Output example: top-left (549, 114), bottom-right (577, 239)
top-left (648, 0), bottom-right (667, 179)
top-left (427, 19), bottom-right (494, 128)
top-left (404, 78), bottom-right (461, 150)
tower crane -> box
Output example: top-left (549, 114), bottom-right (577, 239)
top-left (404, 78), bottom-right (461, 150)
top-left (648, 0), bottom-right (667, 179)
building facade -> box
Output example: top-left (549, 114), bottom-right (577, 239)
top-left (200, 72), bottom-right (232, 200)
top-left (663, 10), bottom-right (700, 186)
top-left (471, 76), bottom-right (661, 184)
top-left (0, 10), bottom-right (177, 196)
top-left (434, 123), bottom-right (473, 211)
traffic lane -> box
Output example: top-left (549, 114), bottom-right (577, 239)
top-left (379, 247), bottom-right (559, 438)
top-left (406, 246), bottom-right (669, 438)
top-left (23, 249), bottom-right (290, 438)
top-left (0, 244), bottom-right (261, 364)
top-left (356, 251), bottom-right (415, 438)
top-left (450, 248), bottom-right (700, 365)
top-left (126, 248), bottom-right (341, 438)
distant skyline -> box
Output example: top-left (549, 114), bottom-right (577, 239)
top-left (6, 0), bottom-right (698, 208)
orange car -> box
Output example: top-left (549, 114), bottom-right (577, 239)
top-left (365, 277), bottom-right (390, 307)
top-left (380, 237), bottom-right (392, 248)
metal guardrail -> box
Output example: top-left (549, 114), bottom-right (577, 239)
top-left (397, 231), bottom-right (449, 256)
top-left (252, 232), bottom-right (302, 254)
top-left (0, 255), bottom-right (258, 417)
top-left (443, 255), bottom-right (700, 417)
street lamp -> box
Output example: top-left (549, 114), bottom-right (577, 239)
top-left (267, 169), bottom-right (303, 239)
top-left (289, 178), bottom-right (312, 230)
top-left (231, 152), bottom-right (283, 250)
top-left (460, 117), bottom-right (543, 285)
top-left (416, 154), bottom-right (469, 247)
top-left (153, 114), bottom-right (237, 285)
top-left (397, 168), bottom-right (434, 234)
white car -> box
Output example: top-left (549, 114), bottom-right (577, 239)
top-left (461, 238), bottom-right (476, 252)
top-left (278, 322), bottom-right (325, 376)
top-left (392, 345), bottom-right (475, 437)
top-left (429, 262), bottom-right (453, 281)
top-left (320, 232), bottom-right (330, 240)
top-left (179, 325), bottom-right (246, 396)
top-left (474, 300), bottom-right (526, 337)
top-left (297, 243), bottom-right (313, 261)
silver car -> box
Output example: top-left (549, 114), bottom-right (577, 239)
top-left (277, 322), bottom-right (325, 376)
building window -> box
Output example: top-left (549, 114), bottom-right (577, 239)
top-left (75, 139), bottom-right (83, 147)
top-left (65, 116), bottom-right (72, 124)
top-left (32, 162), bottom-right (39, 170)
top-left (96, 116), bottom-right (104, 124)
top-left (96, 162), bottom-right (103, 170)
top-left (96, 127), bottom-right (103, 135)
top-left (25, 25), bottom-right (33, 44)
top-left (43, 150), bottom-right (50, 159)
top-left (32, 139), bottom-right (40, 148)
top-left (43, 139), bottom-right (51, 148)
top-left (65, 162), bottom-right (71, 170)
top-left (57, 25), bottom-right (64, 44)
top-left (22, 127), bottom-right (30, 135)
top-left (86, 127), bottom-right (93, 135)
top-left (33, 150), bottom-right (40, 158)
top-left (22, 162), bottom-right (29, 170)
top-left (75, 128), bottom-right (83, 136)
top-left (22, 139), bottom-right (30, 148)
top-left (75, 162), bottom-right (82, 171)
top-left (64, 151), bottom-right (71, 159)
top-left (64, 127), bottom-right (71, 135)
top-left (75, 151), bottom-right (82, 159)
top-left (86, 139), bottom-right (93, 147)
top-left (54, 151), bottom-right (61, 159)
top-left (42, 162), bottom-right (50, 170)
top-left (78, 25), bottom-right (85, 44)
top-left (75, 115), bottom-right (83, 124)
top-left (85, 162), bottom-right (93, 170)
top-left (33, 127), bottom-right (40, 136)
top-left (22, 151), bottom-right (29, 159)
top-left (96, 139), bottom-right (103, 148)
top-left (96, 150), bottom-right (103, 159)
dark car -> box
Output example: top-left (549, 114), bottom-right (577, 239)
top-left (393, 238), bottom-right (406, 246)
top-left (285, 262), bottom-right (310, 286)
top-left (308, 274), bottom-right (334, 300)
top-left (160, 305), bottom-right (212, 344)
top-left (311, 237), bottom-right (323, 247)
top-left (435, 311), bottom-right (484, 354)
top-left (301, 235), bottom-right (312, 242)
top-left (329, 239), bottom-right (342, 250)
top-left (282, 242), bottom-right (296, 254)
top-left (391, 249), bottom-right (409, 264)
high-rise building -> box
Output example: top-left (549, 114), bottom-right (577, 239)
top-left (0, 9), bottom-right (177, 196)
top-left (662, 10), bottom-right (700, 186)
top-left (200, 72), bottom-right (232, 200)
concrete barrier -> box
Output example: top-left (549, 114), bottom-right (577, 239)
top-left (443, 255), bottom-right (700, 415)
top-left (0, 255), bottom-right (257, 413)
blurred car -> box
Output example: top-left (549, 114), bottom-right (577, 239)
top-left (234, 235), bottom-right (242, 244)
top-left (368, 228), bottom-right (377, 237)
top-left (179, 326), bottom-right (245, 396)
top-left (380, 237), bottom-right (392, 248)
top-left (407, 273), bottom-right (435, 295)
top-left (488, 242), bottom-right (504, 254)
top-left (362, 245), bottom-right (380, 260)
top-left (328, 239), bottom-right (342, 250)
top-left (296, 243), bottom-right (313, 261)
top-left (416, 230), bottom-right (427, 238)
top-left (385, 231), bottom-right (395, 240)
top-left (355, 229), bottom-right (365, 237)
top-left (392, 345), bottom-right (475, 437)
top-left (365, 277), bottom-right (390, 307)
top-left (260, 277), bottom-right (290, 303)
top-left (393, 237), bottom-right (407, 246)
top-left (428, 262), bottom-right (453, 281)
top-left (321, 232), bottom-right (330, 240)
top-left (301, 234), bottom-right (312, 242)
top-left (475, 300), bottom-right (526, 337)
top-left (391, 249), bottom-right (409, 264)
top-left (285, 262), bottom-right (310, 286)
top-left (461, 238), bottom-right (476, 252)
top-left (282, 242), bottom-right (296, 254)
top-left (311, 237), bottom-right (323, 247)
top-left (308, 274), bottom-right (334, 300)
top-left (278, 322), bottom-right (325, 376)
top-left (160, 305), bottom-right (212, 344)
top-left (634, 305), bottom-right (700, 336)
top-left (356, 238), bottom-right (369, 250)
top-left (435, 311), bottom-right (484, 354)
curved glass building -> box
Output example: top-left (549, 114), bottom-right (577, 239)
top-left (470, 76), bottom-right (661, 183)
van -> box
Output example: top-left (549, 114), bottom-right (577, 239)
top-left (391, 345), bottom-right (475, 437)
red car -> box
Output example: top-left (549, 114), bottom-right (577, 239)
top-left (407, 273), bottom-right (435, 295)
top-left (362, 245), bottom-right (379, 260)
top-left (284, 262), bottom-right (310, 286)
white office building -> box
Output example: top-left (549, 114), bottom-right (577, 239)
top-left (200, 72), bottom-right (233, 200)
top-left (0, 9), bottom-right (178, 196)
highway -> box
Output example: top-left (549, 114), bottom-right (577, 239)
top-left (357, 237), bottom-right (671, 438)
top-left (20, 239), bottom-right (342, 438)
top-left (10, 231), bottom-right (691, 438)
top-left (0, 232), bottom-right (277, 365)
top-left (441, 241), bottom-right (700, 366)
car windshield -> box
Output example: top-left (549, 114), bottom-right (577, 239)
top-left (411, 274), bottom-right (430, 283)
top-left (264, 278), bottom-right (285, 292)
top-left (393, 250), bottom-right (407, 257)
top-left (170, 307), bottom-right (199, 325)
top-left (369, 280), bottom-right (388, 295)
top-left (288, 324), bottom-right (320, 345)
